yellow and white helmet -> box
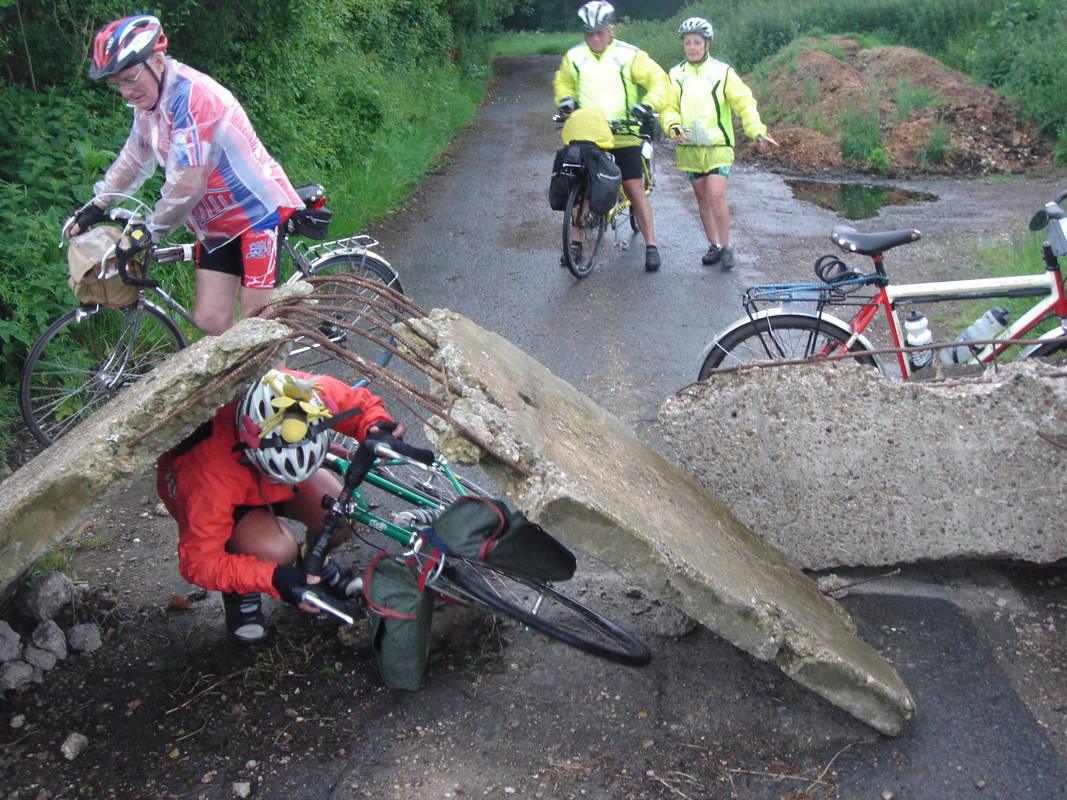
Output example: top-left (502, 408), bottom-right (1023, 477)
top-left (236, 370), bottom-right (333, 483)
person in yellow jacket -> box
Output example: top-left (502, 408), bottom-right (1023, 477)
top-left (553, 1), bottom-right (672, 272)
top-left (660, 17), bottom-right (779, 270)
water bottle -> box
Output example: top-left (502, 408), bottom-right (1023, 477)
top-left (903, 310), bottom-right (934, 371)
top-left (940, 307), bottom-right (1010, 365)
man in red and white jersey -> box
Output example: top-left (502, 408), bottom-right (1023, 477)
top-left (69, 14), bottom-right (302, 334)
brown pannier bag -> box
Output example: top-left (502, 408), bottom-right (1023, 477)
top-left (67, 225), bottom-right (144, 308)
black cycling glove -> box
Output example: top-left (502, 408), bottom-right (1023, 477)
top-left (72, 203), bottom-right (107, 231)
top-left (271, 564), bottom-right (310, 606)
top-left (367, 420), bottom-right (401, 438)
top-left (115, 223), bottom-right (152, 259)
top-left (630, 102), bottom-right (654, 121)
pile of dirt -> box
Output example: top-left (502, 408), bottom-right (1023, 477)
top-left (745, 37), bottom-right (1047, 175)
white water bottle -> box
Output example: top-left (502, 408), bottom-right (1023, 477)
top-left (941, 307), bottom-right (1010, 365)
top-left (904, 310), bottom-right (934, 370)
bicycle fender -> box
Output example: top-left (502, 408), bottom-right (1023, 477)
top-left (698, 307), bottom-right (879, 366)
top-left (1018, 325), bottom-right (1067, 359)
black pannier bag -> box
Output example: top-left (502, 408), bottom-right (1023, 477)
top-left (423, 496), bottom-right (576, 582)
top-left (582, 146), bottom-right (622, 215)
top-left (549, 143), bottom-right (587, 211)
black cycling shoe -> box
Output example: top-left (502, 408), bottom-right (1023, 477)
top-left (645, 245), bottom-right (661, 272)
top-left (702, 244), bottom-right (723, 266)
top-left (319, 560), bottom-right (363, 602)
top-left (222, 592), bottom-right (267, 645)
top-left (720, 246), bottom-right (736, 270)
top-left (560, 240), bottom-right (583, 267)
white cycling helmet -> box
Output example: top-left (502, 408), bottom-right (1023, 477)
top-left (236, 370), bottom-right (333, 484)
top-left (678, 16), bottom-right (714, 41)
top-left (578, 1), bottom-right (615, 32)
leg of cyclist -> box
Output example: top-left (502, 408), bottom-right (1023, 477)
top-left (614, 144), bottom-right (659, 271)
top-left (704, 172), bottom-right (734, 269)
top-left (238, 227), bottom-right (281, 320)
top-left (223, 504), bottom-right (300, 644)
top-left (691, 173), bottom-right (723, 265)
top-left (194, 269), bottom-right (241, 335)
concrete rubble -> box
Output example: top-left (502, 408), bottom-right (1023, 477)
top-left (0, 318), bottom-right (291, 596)
top-left (410, 309), bottom-right (915, 736)
top-left (659, 360), bottom-right (1067, 569)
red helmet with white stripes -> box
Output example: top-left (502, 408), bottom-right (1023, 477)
top-left (89, 15), bottom-right (168, 80)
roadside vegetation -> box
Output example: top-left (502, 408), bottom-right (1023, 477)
top-left (0, 0), bottom-right (514, 466)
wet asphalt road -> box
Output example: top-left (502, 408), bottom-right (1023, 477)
top-left (361, 56), bottom-right (1067, 798)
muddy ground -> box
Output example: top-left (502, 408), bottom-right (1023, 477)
top-left (2, 55), bottom-right (1067, 800)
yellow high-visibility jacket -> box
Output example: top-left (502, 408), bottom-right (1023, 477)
top-left (660, 56), bottom-right (768, 173)
top-left (553, 39), bottom-right (671, 149)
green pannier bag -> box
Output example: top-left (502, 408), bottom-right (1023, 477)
top-left (424, 496), bottom-right (576, 582)
top-left (363, 553), bottom-right (434, 691)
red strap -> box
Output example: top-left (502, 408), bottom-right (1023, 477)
top-left (468, 497), bottom-right (507, 562)
top-left (362, 552), bottom-right (418, 621)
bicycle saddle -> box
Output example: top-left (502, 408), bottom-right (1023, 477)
top-left (831, 226), bottom-right (921, 256)
top-left (296, 183), bottom-right (326, 208)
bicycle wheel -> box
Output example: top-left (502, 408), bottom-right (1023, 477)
top-left (436, 559), bottom-right (651, 666)
top-left (699, 313), bottom-right (876, 380)
top-left (1024, 335), bottom-right (1067, 360)
top-left (367, 457), bottom-right (488, 510)
top-left (563, 182), bottom-right (605, 279)
top-left (287, 251), bottom-right (405, 374)
top-left (20, 302), bottom-right (186, 445)
top-left (629, 212), bottom-right (639, 233)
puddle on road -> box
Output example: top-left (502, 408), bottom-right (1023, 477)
top-left (785, 179), bottom-right (938, 220)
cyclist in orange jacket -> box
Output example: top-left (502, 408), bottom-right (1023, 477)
top-left (156, 369), bottom-right (404, 644)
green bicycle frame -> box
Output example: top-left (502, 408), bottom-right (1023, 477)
top-left (322, 454), bottom-right (471, 549)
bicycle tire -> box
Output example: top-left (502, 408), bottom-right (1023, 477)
top-left (437, 560), bottom-right (652, 666)
top-left (20, 302), bottom-right (186, 445)
top-left (1024, 335), bottom-right (1067, 360)
top-left (699, 313), bottom-right (876, 380)
top-left (287, 251), bottom-right (405, 374)
top-left (563, 182), bottom-right (605, 279)
top-left (629, 212), bottom-right (639, 233)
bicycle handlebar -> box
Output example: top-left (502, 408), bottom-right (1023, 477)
top-left (304, 436), bottom-right (436, 577)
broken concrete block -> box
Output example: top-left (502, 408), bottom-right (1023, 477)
top-left (18, 572), bottom-right (73, 621)
top-left (412, 310), bottom-right (914, 736)
top-left (0, 660), bottom-right (33, 692)
top-left (0, 620), bottom-right (20, 662)
top-left (67, 624), bottom-right (103, 654)
top-left (0, 318), bottom-right (291, 597)
top-left (32, 620), bottom-right (67, 660)
top-left (660, 360), bottom-right (1067, 568)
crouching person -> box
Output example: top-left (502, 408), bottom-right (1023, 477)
top-left (156, 369), bottom-right (404, 644)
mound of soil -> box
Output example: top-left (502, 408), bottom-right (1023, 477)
top-left (746, 37), bottom-right (1047, 175)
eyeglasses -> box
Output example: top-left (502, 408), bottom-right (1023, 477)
top-left (106, 62), bottom-right (146, 90)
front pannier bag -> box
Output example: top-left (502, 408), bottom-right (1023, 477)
top-left (425, 496), bottom-right (576, 582)
top-left (549, 143), bottom-right (585, 211)
top-left (363, 554), bottom-right (434, 691)
top-left (582, 147), bottom-right (622, 215)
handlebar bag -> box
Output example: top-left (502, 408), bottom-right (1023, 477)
top-left (67, 225), bottom-right (143, 308)
top-left (363, 553), bottom-right (434, 691)
top-left (425, 496), bottom-right (576, 582)
top-left (583, 146), bottom-right (622, 215)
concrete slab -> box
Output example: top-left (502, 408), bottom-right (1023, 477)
top-left (659, 360), bottom-right (1067, 568)
top-left (0, 318), bottom-right (289, 595)
top-left (412, 310), bottom-right (915, 735)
